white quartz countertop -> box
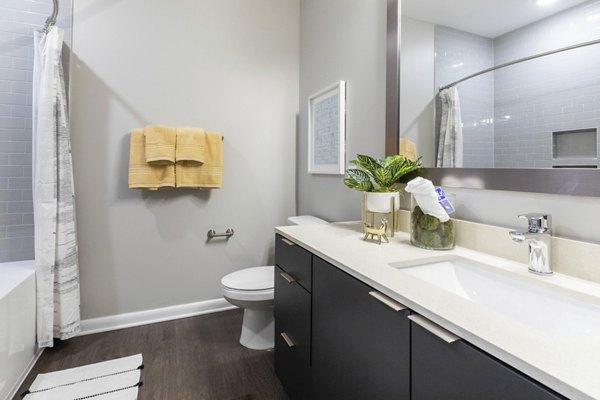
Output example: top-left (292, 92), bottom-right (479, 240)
top-left (275, 222), bottom-right (600, 400)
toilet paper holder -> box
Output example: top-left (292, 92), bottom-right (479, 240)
top-left (207, 228), bottom-right (234, 239)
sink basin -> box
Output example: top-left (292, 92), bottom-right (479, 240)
top-left (392, 257), bottom-right (600, 338)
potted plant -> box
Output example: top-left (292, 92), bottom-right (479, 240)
top-left (344, 154), bottom-right (422, 213)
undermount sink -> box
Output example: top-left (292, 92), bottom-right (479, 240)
top-left (391, 257), bottom-right (600, 338)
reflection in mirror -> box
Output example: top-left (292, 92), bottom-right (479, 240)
top-left (400, 0), bottom-right (600, 169)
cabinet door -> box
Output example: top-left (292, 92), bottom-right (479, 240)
top-left (274, 266), bottom-right (312, 400)
top-left (411, 317), bottom-right (567, 400)
top-left (275, 234), bottom-right (313, 292)
top-left (312, 256), bottom-right (410, 400)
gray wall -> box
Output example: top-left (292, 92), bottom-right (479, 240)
top-left (296, 2), bottom-right (600, 245)
top-left (447, 187), bottom-right (600, 244)
top-left (70, 0), bottom-right (299, 319)
top-left (0, 0), bottom-right (72, 262)
top-left (297, 0), bottom-right (387, 222)
top-left (434, 25), bottom-right (495, 168)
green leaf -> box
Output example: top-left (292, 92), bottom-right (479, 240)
top-left (382, 154), bottom-right (405, 168)
top-left (389, 156), bottom-right (422, 182)
top-left (350, 155), bottom-right (380, 176)
top-left (343, 168), bottom-right (373, 192)
top-left (372, 167), bottom-right (392, 189)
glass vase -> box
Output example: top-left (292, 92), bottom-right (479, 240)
top-left (410, 193), bottom-right (456, 250)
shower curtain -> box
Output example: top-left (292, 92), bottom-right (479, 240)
top-left (436, 86), bottom-right (464, 168)
top-left (33, 26), bottom-right (81, 348)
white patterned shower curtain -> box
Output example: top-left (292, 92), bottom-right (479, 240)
top-left (436, 86), bottom-right (464, 168)
top-left (33, 26), bottom-right (81, 348)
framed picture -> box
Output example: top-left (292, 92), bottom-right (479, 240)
top-left (308, 81), bottom-right (346, 174)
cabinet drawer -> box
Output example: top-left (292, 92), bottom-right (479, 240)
top-left (274, 265), bottom-right (312, 399)
top-left (411, 320), bottom-right (566, 400)
top-left (275, 234), bottom-right (312, 292)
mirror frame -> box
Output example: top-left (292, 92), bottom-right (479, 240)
top-left (385, 0), bottom-right (400, 156)
top-left (385, 1), bottom-right (600, 197)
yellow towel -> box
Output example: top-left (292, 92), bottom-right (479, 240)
top-left (144, 125), bottom-right (176, 164)
top-left (176, 131), bottom-right (223, 188)
top-left (176, 127), bottom-right (205, 164)
top-left (400, 138), bottom-right (417, 161)
top-left (128, 129), bottom-right (175, 189)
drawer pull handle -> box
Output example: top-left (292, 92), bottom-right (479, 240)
top-left (408, 314), bottom-right (461, 344)
top-left (280, 332), bottom-right (296, 348)
top-left (281, 237), bottom-right (295, 246)
top-left (280, 272), bottom-right (296, 284)
top-left (369, 291), bottom-right (407, 312)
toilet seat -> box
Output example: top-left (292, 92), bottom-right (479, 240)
top-left (221, 266), bottom-right (274, 290)
top-left (222, 287), bottom-right (274, 302)
top-left (221, 266), bottom-right (274, 302)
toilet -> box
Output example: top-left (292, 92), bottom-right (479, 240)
top-left (221, 215), bottom-right (327, 350)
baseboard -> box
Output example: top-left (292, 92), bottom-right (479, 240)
top-left (6, 347), bottom-right (44, 400)
top-left (79, 298), bottom-right (236, 336)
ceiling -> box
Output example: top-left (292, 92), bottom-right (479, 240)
top-left (402, 0), bottom-right (591, 38)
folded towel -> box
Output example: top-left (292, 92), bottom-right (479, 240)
top-left (176, 131), bottom-right (223, 188)
top-left (405, 177), bottom-right (449, 222)
top-left (144, 125), bottom-right (176, 164)
top-left (176, 127), bottom-right (205, 164)
top-left (129, 128), bottom-right (175, 189)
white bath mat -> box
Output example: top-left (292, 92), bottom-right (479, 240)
top-left (22, 354), bottom-right (143, 400)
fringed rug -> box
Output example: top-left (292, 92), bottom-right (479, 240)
top-left (22, 354), bottom-right (143, 400)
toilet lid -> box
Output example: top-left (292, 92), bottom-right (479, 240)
top-left (221, 266), bottom-right (274, 291)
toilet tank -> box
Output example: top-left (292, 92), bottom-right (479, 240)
top-left (287, 215), bottom-right (328, 225)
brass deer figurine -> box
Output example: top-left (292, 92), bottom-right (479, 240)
top-left (363, 218), bottom-right (389, 244)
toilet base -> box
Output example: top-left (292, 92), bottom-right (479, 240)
top-left (240, 306), bottom-right (274, 350)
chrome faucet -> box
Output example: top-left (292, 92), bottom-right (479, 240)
top-left (509, 213), bottom-right (553, 275)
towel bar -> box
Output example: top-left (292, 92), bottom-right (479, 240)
top-left (126, 132), bottom-right (224, 140)
top-left (207, 228), bottom-right (234, 239)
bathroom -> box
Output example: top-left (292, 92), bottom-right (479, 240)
top-left (1, 0), bottom-right (600, 399)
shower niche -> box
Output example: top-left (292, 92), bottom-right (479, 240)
top-left (552, 128), bottom-right (598, 168)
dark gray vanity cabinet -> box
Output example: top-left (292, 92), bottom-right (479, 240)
top-left (312, 256), bottom-right (411, 400)
top-left (274, 235), bottom-right (312, 400)
top-left (410, 318), bottom-right (566, 400)
top-left (274, 234), bottom-right (568, 400)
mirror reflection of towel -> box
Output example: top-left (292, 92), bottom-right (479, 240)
top-left (400, 138), bottom-right (417, 161)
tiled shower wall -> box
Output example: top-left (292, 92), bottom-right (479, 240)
top-left (493, 1), bottom-right (600, 168)
top-left (434, 26), bottom-right (495, 168)
top-left (0, 0), bottom-right (71, 262)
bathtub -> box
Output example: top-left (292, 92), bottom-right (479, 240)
top-left (0, 260), bottom-right (37, 400)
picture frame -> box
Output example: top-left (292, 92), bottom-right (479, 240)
top-left (308, 81), bottom-right (346, 174)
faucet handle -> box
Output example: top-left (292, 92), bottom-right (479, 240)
top-left (518, 213), bottom-right (552, 233)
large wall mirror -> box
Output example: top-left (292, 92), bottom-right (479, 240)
top-left (396, 0), bottom-right (600, 196)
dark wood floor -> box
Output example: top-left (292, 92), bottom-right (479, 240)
top-left (15, 309), bottom-right (288, 400)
